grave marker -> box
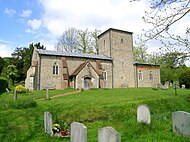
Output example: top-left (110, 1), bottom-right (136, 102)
top-left (137, 104), bottom-right (151, 124)
top-left (71, 122), bottom-right (87, 142)
top-left (98, 126), bottom-right (121, 142)
top-left (14, 90), bottom-right (17, 101)
top-left (44, 111), bottom-right (53, 135)
top-left (172, 111), bottom-right (190, 137)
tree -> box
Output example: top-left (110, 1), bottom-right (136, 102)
top-left (159, 52), bottom-right (186, 68)
top-left (56, 28), bottom-right (101, 54)
top-left (133, 44), bottom-right (149, 63)
top-left (6, 64), bottom-right (18, 85)
top-left (179, 69), bottom-right (190, 88)
top-left (0, 57), bottom-right (5, 75)
top-left (10, 42), bottom-right (45, 82)
top-left (133, 0), bottom-right (190, 60)
top-left (78, 29), bottom-right (93, 53)
top-left (56, 28), bottom-right (79, 52)
top-left (91, 29), bottom-right (101, 54)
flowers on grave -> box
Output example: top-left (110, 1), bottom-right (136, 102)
top-left (52, 123), bottom-right (61, 134)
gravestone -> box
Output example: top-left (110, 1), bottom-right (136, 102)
top-left (44, 111), bottom-right (53, 135)
top-left (182, 84), bottom-right (185, 89)
top-left (14, 90), bottom-right (17, 101)
top-left (98, 126), bottom-right (121, 142)
top-left (137, 104), bottom-right (151, 124)
top-left (6, 88), bottom-right (10, 95)
top-left (71, 122), bottom-right (87, 142)
top-left (172, 111), bottom-right (190, 137)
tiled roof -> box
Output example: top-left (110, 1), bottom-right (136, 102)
top-left (38, 49), bottom-right (112, 61)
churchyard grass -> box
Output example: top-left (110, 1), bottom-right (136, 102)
top-left (0, 88), bottom-right (190, 142)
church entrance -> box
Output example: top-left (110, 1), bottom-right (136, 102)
top-left (83, 77), bottom-right (91, 90)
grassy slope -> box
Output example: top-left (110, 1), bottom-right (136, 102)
top-left (0, 88), bottom-right (190, 142)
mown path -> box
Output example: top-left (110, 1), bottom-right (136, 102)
top-left (35, 90), bottom-right (81, 100)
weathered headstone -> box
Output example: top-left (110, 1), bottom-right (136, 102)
top-left (182, 84), bottom-right (185, 89)
top-left (6, 88), bottom-right (10, 94)
top-left (44, 111), bottom-right (53, 135)
top-left (71, 122), bottom-right (87, 142)
top-left (98, 126), bottom-right (121, 142)
top-left (14, 90), bottom-right (17, 101)
top-left (172, 111), bottom-right (190, 137)
top-left (137, 104), bottom-right (151, 124)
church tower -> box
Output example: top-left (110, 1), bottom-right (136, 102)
top-left (98, 28), bottom-right (136, 88)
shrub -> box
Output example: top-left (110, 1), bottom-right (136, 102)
top-left (19, 80), bottom-right (25, 85)
top-left (0, 77), bottom-right (8, 94)
top-left (15, 85), bottom-right (26, 93)
top-left (179, 69), bottom-right (190, 89)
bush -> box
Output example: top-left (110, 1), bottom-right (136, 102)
top-left (15, 85), bottom-right (27, 93)
top-left (0, 77), bottom-right (8, 94)
top-left (179, 69), bottom-right (190, 89)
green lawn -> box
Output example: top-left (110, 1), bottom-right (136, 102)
top-left (0, 88), bottom-right (190, 142)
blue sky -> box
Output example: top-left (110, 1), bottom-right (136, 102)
top-left (0, 0), bottom-right (152, 57)
top-left (0, 0), bottom-right (189, 61)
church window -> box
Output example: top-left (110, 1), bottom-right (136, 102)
top-left (53, 63), bottom-right (59, 75)
top-left (103, 40), bottom-right (106, 50)
top-left (138, 70), bottom-right (143, 80)
top-left (103, 69), bottom-right (107, 80)
top-left (120, 37), bottom-right (124, 44)
top-left (149, 71), bottom-right (153, 80)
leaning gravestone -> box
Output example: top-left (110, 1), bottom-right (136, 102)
top-left (44, 111), bottom-right (53, 135)
top-left (137, 104), bottom-right (151, 124)
top-left (98, 126), bottom-right (121, 142)
top-left (172, 111), bottom-right (190, 137)
top-left (71, 122), bottom-right (87, 142)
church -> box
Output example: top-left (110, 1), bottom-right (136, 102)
top-left (25, 28), bottom-right (160, 90)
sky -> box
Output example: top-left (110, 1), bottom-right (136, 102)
top-left (0, 0), bottom-right (189, 61)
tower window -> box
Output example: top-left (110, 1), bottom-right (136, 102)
top-left (103, 40), bottom-right (106, 50)
top-left (138, 70), bottom-right (143, 80)
top-left (53, 63), bottom-right (59, 75)
top-left (120, 37), bottom-right (124, 44)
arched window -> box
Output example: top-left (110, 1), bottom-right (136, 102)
top-left (149, 71), bottom-right (153, 80)
top-left (102, 69), bottom-right (107, 80)
top-left (138, 70), bottom-right (143, 80)
top-left (53, 63), bottom-right (59, 75)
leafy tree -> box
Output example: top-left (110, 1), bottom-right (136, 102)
top-left (10, 42), bottom-right (45, 83)
top-left (56, 28), bottom-right (79, 52)
top-left (6, 64), bottom-right (18, 85)
top-left (0, 57), bottom-right (5, 75)
top-left (179, 69), bottom-right (190, 88)
top-left (91, 29), bottom-right (101, 54)
top-left (159, 52), bottom-right (186, 68)
top-left (147, 52), bottom-right (161, 65)
top-left (133, 44), bottom-right (149, 63)
top-left (78, 29), bottom-right (94, 53)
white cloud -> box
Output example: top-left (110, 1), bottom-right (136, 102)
top-left (0, 44), bottom-right (13, 57)
top-left (20, 9), bottom-right (32, 18)
top-left (27, 19), bottom-right (42, 30)
top-left (4, 8), bottom-right (16, 17)
top-left (39, 0), bottom-right (149, 36)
